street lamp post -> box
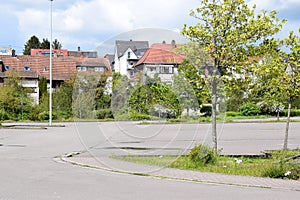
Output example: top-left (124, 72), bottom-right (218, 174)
top-left (49, 0), bottom-right (53, 126)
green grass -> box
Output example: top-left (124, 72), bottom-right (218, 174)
top-left (115, 149), bottom-right (300, 179)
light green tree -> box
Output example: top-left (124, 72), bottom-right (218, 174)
top-left (0, 70), bottom-right (31, 121)
top-left (182, 0), bottom-right (285, 152)
top-left (281, 30), bottom-right (300, 150)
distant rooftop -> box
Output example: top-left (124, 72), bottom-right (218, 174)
top-left (115, 40), bottom-right (149, 58)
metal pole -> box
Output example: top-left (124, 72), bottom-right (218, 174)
top-left (49, 0), bottom-right (53, 126)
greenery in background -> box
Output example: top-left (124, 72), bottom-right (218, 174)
top-left (129, 75), bottom-right (182, 119)
top-left (0, 71), bottom-right (31, 121)
top-left (94, 73), bottom-right (113, 119)
top-left (111, 72), bottom-right (131, 119)
top-left (240, 102), bottom-right (260, 116)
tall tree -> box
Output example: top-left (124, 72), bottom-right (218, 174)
top-left (23, 35), bottom-right (40, 55)
top-left (40, 38), bottom-right (50, 49)
top-left (94, 72), bottom-right (111, 110)
top-left (182, 0), bottom-right (285, 152)
top-left (39, 77), bottom-right (48, 100)
top-left (53, 77), bottom-right (75, 115)
top-left (52, 39), bottom-right (62, 50)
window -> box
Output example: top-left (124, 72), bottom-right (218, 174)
top-left (160, 66), bottom-right (173, 74)
top-left (24, 66), bottom-right (30, 71)
top-left (148, 66), bottom-right (156, 72)
top-left (5, 66), bottom-right (10, 70)
top-left (77, 66), bottom-right (87, 71)
top-left (128, 51), bottom-right (131, 59)
top-left (43, 67), bottom-right (48, 72)
top-left (35, 52), bottom-right (39, 55)
top-left (130, 71), bottom-right (134, 77)
top-left (94, 67), bottom-right (105, 72)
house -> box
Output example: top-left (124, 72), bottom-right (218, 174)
top-left (0, 54), bottom-right (111, 104)
top-left (68, 46), bottom-right (98, 58)
top-left (133, 41), bottom-right (185, 84)
top-left (104, 54), bottom-right (115, 72)
top-left (31, 49), bottom-right (69, 57)
top-left (113, 40), bottom-right (149, 77)
top-left (0, 47), bottom-right (14, 56)
top-left (75, 57), bottom-right (111, 73)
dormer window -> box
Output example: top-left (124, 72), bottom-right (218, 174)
top-left (24, 66), bottom-right (30, 71)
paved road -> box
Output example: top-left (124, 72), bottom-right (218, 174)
top-left (0, 122), bottom-right (299, 199)
top-left (75, 121), bottom-right (300, 156)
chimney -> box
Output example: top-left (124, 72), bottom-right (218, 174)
top-left (78, 46), bottom-right (81, 52)
top-left (0, 60), bottom-right (5, 72)
top-left (171, 40), bottom-right (176, 47)
top-left (12, 49), bottom-right (16, 57)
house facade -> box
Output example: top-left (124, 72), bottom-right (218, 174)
top-left (133, 42), bottom-right (185, 84)
top-left (31, 49), bottom-right (69, 57)
top-left (0, 47), bottom-right (14, 56)
top-left (0, 54), bottom-right (111, 104)
top-left (113, 40), bottom-right (149, 77)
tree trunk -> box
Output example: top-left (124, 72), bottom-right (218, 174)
top-left (283, 97), bottom-right (292, 150)
top-left (211, 76), bottom-right (218, 153)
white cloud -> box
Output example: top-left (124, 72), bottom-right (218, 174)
top-left (11, 0), bottom-right (300, 52)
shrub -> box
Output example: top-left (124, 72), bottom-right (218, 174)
top-left (0, 109), bottom-right (9, 121)
top-left (262, 165), bottom-right (286, 179)
top-left (189, 144), bottom-right (217, 165)
top-left (96, 109), bottom-right (114, 119)
top-left (55, 111), bottom-right (73, 120)
top-left (29, 106), bottom-right (41, 121)
top-left (201, 104), bottom-right (212, 117)
top-left (240, 103), bottom-right (260, 116)
top-left (129, 112), bottom-right (151, 121)
top-left (38, 111), bottom-right (57, 121)
top-left (282, 109), bottom-right (300, 117)
top-left (225, 111), bottom-right (240, 117)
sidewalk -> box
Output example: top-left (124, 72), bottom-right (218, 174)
top-left (62, 154), bottom-right (300, 191)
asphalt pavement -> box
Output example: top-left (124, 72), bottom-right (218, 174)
top-left (1, 121), bottom-right (299, 200)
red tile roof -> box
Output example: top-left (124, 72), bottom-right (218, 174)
top-left (135, 43), bottom-right (185, 66)
top-left (0, 55), bottom-right (111, 80)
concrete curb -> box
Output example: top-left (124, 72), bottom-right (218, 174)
top-left (59, 155), bottom-right (300, 192)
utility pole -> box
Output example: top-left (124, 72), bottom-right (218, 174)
top-left (49, 0), bottom-right (53, 126)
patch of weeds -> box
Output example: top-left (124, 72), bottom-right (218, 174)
top-left (189, 144), bottom-right (218, 165)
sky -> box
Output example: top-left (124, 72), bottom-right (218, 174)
top-left (0, 0), bottom-right (299, 56)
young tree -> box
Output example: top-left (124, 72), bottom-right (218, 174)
top-left (281, 30), bottom-right (300, 150)
top-left (23, 35), bottom-right (40, 55)
top-left (182, 0), bottom-right (285, 152)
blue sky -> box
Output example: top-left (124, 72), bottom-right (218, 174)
top-left (0, 0), bottom-right (299, 55)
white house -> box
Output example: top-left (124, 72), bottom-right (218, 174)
top-left (113, 40), bottom-right (149, 77)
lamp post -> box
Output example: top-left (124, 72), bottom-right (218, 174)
top-left (49, 0), bottom-right (53, 126)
